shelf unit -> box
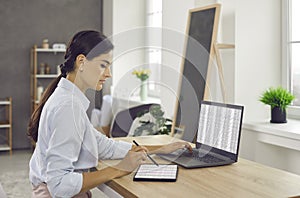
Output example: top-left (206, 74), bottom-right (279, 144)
top-left (36, 74), bottom-right (59, 78)
top-left (30, 45), bottom-right (65, 113)
top-left (0, 97), bottom-right (12, 155)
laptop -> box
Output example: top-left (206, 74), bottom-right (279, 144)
top-left (158, 100), bottom-right (244, 168)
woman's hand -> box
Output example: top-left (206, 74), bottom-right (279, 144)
top-left (131, 145), bottom-right (149, 153)
top-left (155, 142), bottom-right (193, 154)
top-left (114, 146), bottom-right (148, 175)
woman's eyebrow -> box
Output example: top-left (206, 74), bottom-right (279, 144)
top-left (101, 60), bottom-right (111, 65)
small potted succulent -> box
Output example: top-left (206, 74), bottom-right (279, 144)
top-left (259, 87), bottom-right (295, 123)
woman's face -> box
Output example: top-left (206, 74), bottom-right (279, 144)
top-left (81, 50), bottom-right (113, 91)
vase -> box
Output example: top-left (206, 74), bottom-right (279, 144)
top-left (270, 107), bottom-right (287, 123)
top-left (140, 81), bottom-right (148, 101)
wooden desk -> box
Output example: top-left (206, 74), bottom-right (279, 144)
top-left (100, 135), bottom-right (300, 198)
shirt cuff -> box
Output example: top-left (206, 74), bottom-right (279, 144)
top-left (73, 173), bottom-right (83, 196)
top-left (112, 141), bottom-right (132, 159)
top-left (47, 172), bottom-right (83, 197)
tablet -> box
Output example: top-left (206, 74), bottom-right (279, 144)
top-left (133, 164), bottom-right (178, 182)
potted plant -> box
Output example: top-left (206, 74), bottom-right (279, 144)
top-left (132, 68), bottom-right (151, 101)
top-left (259, 87), bottom-right (295, 123)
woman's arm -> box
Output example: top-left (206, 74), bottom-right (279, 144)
top-left (95, 126), bottom-right (110, 137)
top-left (80, 166), bottom-right (126, 193)
top-left (80, 146), bottom-right (148, 193)
top-left (132, 142), bottom-right (192, 155)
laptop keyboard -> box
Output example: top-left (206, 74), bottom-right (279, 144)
top-left (184, 150), bottom-right (225, 163)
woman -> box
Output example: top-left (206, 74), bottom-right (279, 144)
top-left (28, 30), bottom-right (191, 197)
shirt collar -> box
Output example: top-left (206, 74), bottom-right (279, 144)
top-left (57, 78), bottom-right (90, 111)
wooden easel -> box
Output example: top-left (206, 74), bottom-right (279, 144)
top-left (204, 42), bottom-right (235, 103)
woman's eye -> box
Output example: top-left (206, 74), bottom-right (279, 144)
top-left (100, 64), bottom-right (106, 68)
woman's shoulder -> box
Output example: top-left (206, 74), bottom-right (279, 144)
top-left (45, 90), bottom-right (83, 113)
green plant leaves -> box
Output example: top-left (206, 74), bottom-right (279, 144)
top-left (259, 87), bottom-right (295, 111)
top-left (133, 104), bottom-right (172, 136)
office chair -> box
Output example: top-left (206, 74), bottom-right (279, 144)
top-left (110, 103), bottom-right (159, 137)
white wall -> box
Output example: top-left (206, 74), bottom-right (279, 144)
top-left (195, 0), bottom-right (218, 7)
top-left (235, 0), bottom-right (300, 175)
top-left (103, 0), bottom-right (147, 100)
top-left (217, 0), bottom-right (235, 104)
top-left (240, 127), bottom-right (300, 175)
top-left (235, 0), bottom-right (281, 121)
top-left (161, 0), bottom-right (195, 118)
top-left (112, 0), bottom-right (146, 98)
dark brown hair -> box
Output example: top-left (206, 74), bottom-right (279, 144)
top-left (27, 30), bottom-right (114, 143)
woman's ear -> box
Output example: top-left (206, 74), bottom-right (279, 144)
top-left (75, 54), bottom-right (86, 68)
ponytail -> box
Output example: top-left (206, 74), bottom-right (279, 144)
top-left (27, 74), bottom-right (64, 143)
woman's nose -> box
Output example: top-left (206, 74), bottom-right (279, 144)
top-left (104, 67), bottom-right (112, 78)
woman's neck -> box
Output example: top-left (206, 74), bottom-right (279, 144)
top-left (66, 73), bottom-right (87, 93)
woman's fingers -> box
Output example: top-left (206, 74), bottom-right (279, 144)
top-left (157, 141), bottom-right (193, 154)
top-left (183, 142), bottom-right (193, 151)
top-left (132, 145), bottom-right (149, 153)
top-left (115, 150), bottom-right (148, 173)
top-left (135, 151), bottom-right (147, 161)
top-left (175, 142), bottom-right (192, 150)
top-left (140, 152), bottom-right (147, 162)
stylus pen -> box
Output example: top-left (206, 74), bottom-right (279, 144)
top-left (133, 140), bottom-right (159, 166)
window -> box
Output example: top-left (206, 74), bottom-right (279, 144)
top-left (283, 0), bottom-right (300, 118)
top-left (146, 0), bottom-right (162, 96)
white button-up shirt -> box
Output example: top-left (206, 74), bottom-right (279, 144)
top-left (29, 78), bottom-right (132, 197)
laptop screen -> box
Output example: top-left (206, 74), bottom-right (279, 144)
top-left (197, 101), bottom-right (244, 155)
